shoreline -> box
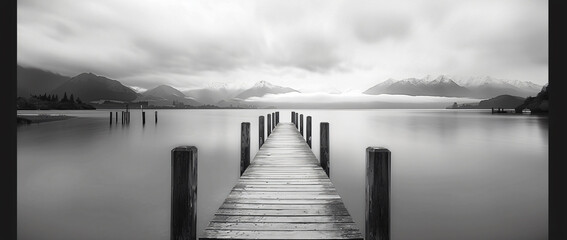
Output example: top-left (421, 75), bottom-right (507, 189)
top-left (17, 114), bottom-right (77, 125)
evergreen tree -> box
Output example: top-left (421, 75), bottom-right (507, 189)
top-left (70, 94), bottom-right (75, 103)
top-left (61, 92), bottom-right (68, 102)
top-left (76, 97), bottom-right (82, 104)
top-left (54, 95), bottom-right (59, 102)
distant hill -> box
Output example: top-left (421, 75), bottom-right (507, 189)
top-left (138, 85), bottom-right (201, 106)
top-left (477, 95), bottom-right (526, 108)
top-left (515, 84), bottom-right (548, 114)
top-left (17, 65), bottom-right (70, 97)
top-left (51, 72), bottom-right (139, 102)
top-left (364, 75), bottom-right (471, 97)
top-left (364, 75), bottom-right (542, 98)
top-left (183, 86), bottom-right (245, 105)
top-left (234, 81), bottom-right (299, 99)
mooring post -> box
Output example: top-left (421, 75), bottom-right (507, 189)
top-left (320, 122), bottom-right (330, 177)
top-left (306, 116), bottom-right (312, 148)
top-left (291, 111), bottom-right (295, 124)
top-left (142, 111), bottom-right (146, 125)
top-left (295, 113), bottom-right (299, 129)
top-left (155, 111), bottom-right (158, 123)
top-left (366, 147), bottom-right (391, 240)
top-left (115, 112), bottom-right (118, 123)
top-left (267, 114), bottom-right (272, 137)
top-left (259, 116), bottom-right (265, 148)
top-left (171, 146), bottom-right (198, 240)
top-left (300, 114), bottom-right (304, 136)
top-left (121, 111), bottom-right (124, 124)
top-left (241, 122), bottom-right (250, 176)
top-left (275, 112), bottom-right (279, 126)
top-left (110, 112), bottom-right (113, 125)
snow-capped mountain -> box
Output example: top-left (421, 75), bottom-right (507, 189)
top-left (364, 75), bottom-right (470, 97)
top-left (364, 75), bottom-right (543, 98)
top-left (234, 81), bottom-right (300, 99)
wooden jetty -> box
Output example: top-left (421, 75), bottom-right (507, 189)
top-left (201, 122), bottom-right (363, 240)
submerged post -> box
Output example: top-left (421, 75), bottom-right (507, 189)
top-left (110, 112), bottom-right (113, 125)
top-left (155, 111), bottom-right (158, 123)
top-left (300, 114), bottom-right (304, 136)
top-left (241, 122), bottom-right (250, 176)
top-left (142, 111), bottom-right (146, 125)
top-left (275, 112), bottom-right (279, 126)
top-left (320, 122), bottom-right (330, 177)
top-left (267, 114), bottom-right (272, 137)
top-left (171, 146), bottom-right (198, 240)
top-left (259, 116), bottom-right (265, 148)
top-left (366, 147), bottom-right (391, 240)
top-left (291, 111), bottom-right (295, 124)
top-left (306, 116), bottom-right (312, 148)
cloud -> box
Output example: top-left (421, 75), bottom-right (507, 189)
top-left (17, 0), bottom-right (549, 91)
top-left (245, 92), bottom-right (483, 104)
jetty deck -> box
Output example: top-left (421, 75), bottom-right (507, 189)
top-left (201, 122), bottom-right (363, 239)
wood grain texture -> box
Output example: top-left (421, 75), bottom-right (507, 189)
top-left (201, 123), bottom-right (362, 240)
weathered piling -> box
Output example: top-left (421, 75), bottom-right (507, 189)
top-left (291, 111), bottom-right (295, 124)
top-left (259, 116), bottom-right (265, 148)
top-left (320, 122), bottom-right (330, 177)
top-left (366, 147), bottom-right (391, 240)
top-left (110, 112), bottom-right (113, 124)
top-left (241, 122), bottom-right (250, 176)
top-left (121, 111), bottom-right (125, 124)
top-left (272, 112), bottom-right (275, 130)
top-left (306, 116), bottom-right (312, 148)
top-left (295, 113), bottom-right (299, 129)
top-left (275, 112), bottom-right (279, 125)
top-left (142, 111), bottom-right (146, 125)
top-left (115, 112), bottom-right (118, 123)
top-left (171, 146), bottom-right (198, 240)
top-left (155, 111), bottom-right (158, 123)
top-left (300, 114), bottom-right (304, 136)
top-left (267, 114), bottom-right (272, 137)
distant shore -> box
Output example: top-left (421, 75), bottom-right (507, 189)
top-left (17, 114), bottom-right (76, 125)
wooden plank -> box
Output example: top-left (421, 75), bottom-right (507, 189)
top-left (201, 123), bottom-right (363, 239)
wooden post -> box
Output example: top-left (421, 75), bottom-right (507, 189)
top-left (306, 116), bottom-right (312, 148)
top-left (275, 112), bottom-right (279, 125)
top-left (272, 112), bottom-right (275, 130)
top-left (155, 111), bottom-right (158, 123)
top-left (171, 146), bottom-right (198, 240)
top-left (121, 111), bottom-right (124, 124)
top-left (300, 114), bottom-right (304, 136)
top-left (295, 113), bottom-right (299, 129)
top-left (142, 111), bottom-right (146, 125)
top-left (116, 112), bottom-right (118, 123)
top-left (110, 112), bottom-right (113, 125)
top-left (267, 114), bottom-right (272, 137)
top-left (241, 122), bottom-right (250, 176)
top-left (259, 116), bottom-right (265, 148)
top-left (320, 122), bottom-right (330, 177)
top-left (366, 147), bottom-right (391, 240)
top-left (291, 111), bottom-right (295, 124)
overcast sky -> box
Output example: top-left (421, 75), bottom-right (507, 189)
top-left (17, 0), bottom-right (548, 92)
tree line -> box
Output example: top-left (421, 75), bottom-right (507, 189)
top-left (30, 92), bottom-right (83, 104)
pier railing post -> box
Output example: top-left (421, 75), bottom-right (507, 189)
top-left (306, 116), bottom-right (312, 148)
top-left (171, 146), bottom-right (198, 240)
top-left (275, 112), bottom-right (279, 126)
top-left (259, 116), bottom-right (265, 148)
top-left (272, 112), bottom-right (275, 130)
top-left (267, 114), bottom-right (272, 137)
top-left (291, 111), bottom-right (295, 124)
top-left (300, 114), bottom-right (304, 136)
top-left (366, 147), bottom-right (391, 240)
top-left (295, 113), bottom-right (299, 129)
top-left (320, 122), bottom-right (330, 177)
top-left (241, 122), bottom-right (250, 176)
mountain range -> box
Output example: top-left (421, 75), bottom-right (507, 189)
top-left (17, 65), bottom-right (546, 108)
top-left (363, 75), bottom-right (542, 99)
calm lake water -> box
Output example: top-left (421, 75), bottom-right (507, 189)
top-left (17, 109), bottom-right (548, 240)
